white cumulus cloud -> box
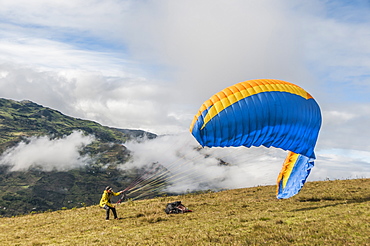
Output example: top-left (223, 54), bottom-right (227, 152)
top-left (0, 131), bottom-right (95, 171)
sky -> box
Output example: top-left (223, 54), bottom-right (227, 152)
top-left (0, 0), bottom-right (369, 192)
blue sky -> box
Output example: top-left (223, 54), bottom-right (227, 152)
top-left (0, 0), bottom-right (369, 187)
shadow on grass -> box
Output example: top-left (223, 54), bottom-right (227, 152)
top-left (291, 196), bottom-right (370, 212)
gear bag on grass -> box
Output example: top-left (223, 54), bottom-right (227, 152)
top-left (164, 201), bottom-right (192, 214)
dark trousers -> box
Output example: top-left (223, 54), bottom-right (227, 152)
top-left (103, 205), bottom-right (118, 219)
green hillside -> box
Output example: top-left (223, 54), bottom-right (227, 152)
top-left (0, 178), bottom-right (369, 245)
top-left (0, 98), bottom-right (157, 216)
top-left (0, 98), bottom-right (155, 152)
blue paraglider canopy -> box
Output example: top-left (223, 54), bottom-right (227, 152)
top-left (190, 79), bottom-right (322, 198)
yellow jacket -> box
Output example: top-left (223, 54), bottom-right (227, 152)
top-left (99, 190), bottom-right (121, 208)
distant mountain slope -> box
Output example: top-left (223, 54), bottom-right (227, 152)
top-left (0, 98), bottom-right (155, 153)
top-left (0, 98), bottom-right (157, 217)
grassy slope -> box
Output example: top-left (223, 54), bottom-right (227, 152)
top-left (0, 178), bottom-right (369, 245)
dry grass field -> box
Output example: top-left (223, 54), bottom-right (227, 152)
top-left (0, 178), bottom-right (369, 245)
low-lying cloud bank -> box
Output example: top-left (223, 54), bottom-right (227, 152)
top-left (123, 133), bottom-right (287, 193)
top-left (123, 133), bottom-right (370, 194)
top-left (1, 131), bottom-right (369, 194)
top-left (0, 131), bottom-right (95, 171)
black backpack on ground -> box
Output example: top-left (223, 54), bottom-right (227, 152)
top-left (165, 201), bottom-right (189, 214)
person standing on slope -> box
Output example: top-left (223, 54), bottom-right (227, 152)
top-left (99, 186), bottom-right (124, 220)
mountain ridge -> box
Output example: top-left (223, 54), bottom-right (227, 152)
top-left (0, 97), bottom-right (157, 216)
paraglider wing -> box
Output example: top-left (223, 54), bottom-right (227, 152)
top-left (190, 79), bottom-right (321, 198)
top-left (276, 151), bottom-right (314, 199)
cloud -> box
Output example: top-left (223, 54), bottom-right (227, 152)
top-left (0, 37), bottom-right (131, 76)
top-left (0, 0), bottom-right (128, 43)
top-left (122, 133), bottom-right (287, 193)
top-left (1, 1), bottom-right (370, 136)
top-left (0, 131), bottom-right (95, 171)
top-left (311, 148), bottom-right (370, 181)
top-left (121, 133), bottom-right (370, 194)
top-left (317, 104), bottom-right (370, 152)
top-left (0, 63), bottom-right (184, 134)
top-left (121, 1), bottom-right (315, 103)
top-left (301, 3), bottom-right (370, 104)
